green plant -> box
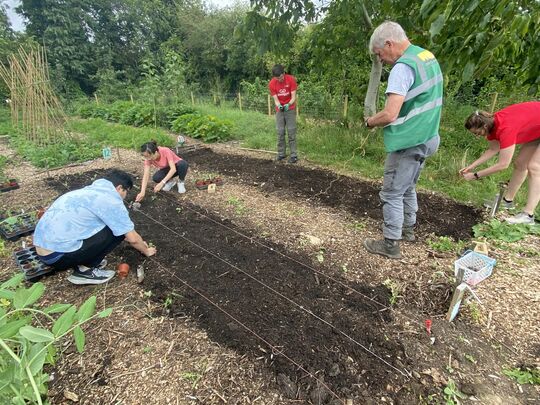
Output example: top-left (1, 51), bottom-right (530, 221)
top-left (227, 196), bottom-right (246, 214)
top-left (465, 302), bottom-right (482, 323)
top-left (0, 274), bottom-right (112, 404)
top-left (383, 279), bottom-right (401, 306)
top-left (473, 219), bottom-right (540, 242)
top-left (464, 354), bottom-right (477, 364)
top-left (181, 371), bottom-right (202, 389)
top-left (503, 366), bottom-right (540, 385)
top-left (443, 379), bottom-right (466, 405)
top-left (316, 249), bottom-right (325, 263)
top-left (426, 235), bottom-right (465, 253)
top-left (171, 113), bottom-right (232, 143)
top-left (142, 346), bottom-right (153, 354)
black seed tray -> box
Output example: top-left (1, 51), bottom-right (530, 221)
top-left (0, 214), bottom-right (38, 241)
top-left (0, 179), bottom-right (19, 193)
top-left (13, 246), bottom-right (55, 282)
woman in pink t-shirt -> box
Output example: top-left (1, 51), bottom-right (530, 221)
top-left (135, 141), bottom-right (189, 202)
top-left (460, 101), bottom-right (540, 224)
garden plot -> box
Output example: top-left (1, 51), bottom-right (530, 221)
top-left (43, 169), bottom-right (537, 404)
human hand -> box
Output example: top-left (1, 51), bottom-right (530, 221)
top-left (145, 246), bottom-right (157, 256)
top-left (462, 172), bottom-right (476, 181)
top-left (135, 192), bottom-right (145, 202)
top-left (283, 103), bottom-right (290, 111)
top-left (153, 182), bottom-right (163, 193)
top-left (459, 166), bottom-right (472, 175)
top-left (278, 104), bottom-right (284, 111)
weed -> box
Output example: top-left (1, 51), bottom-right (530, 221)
top-left (383, 279), bottom-right (401, 306)
top-left (443, 379), bottom-right (466, 404)
top-left (181, 371), bottom-right (202, 388)
top-left (426, 235), bottom-right (465, 253)
top-left (341, 263), bottom-right (348, 273)
top-left (503, 366), bottom-right (540, 385)
top-left (143, 290), bottom-right (153, 298)
top-left (142, 346), bottom-right (153, 353)
top-left (347, 221), bottom-right (366, 232)
top-left (316, 249), bottom-right (325, 263)
top-left (473, 219), bottom-right (540, 242)
top-left (0, 239), bottom-right (8, 257)
top-left (164, 296), bottom-right (173, 309)
top-left (227, 196), bottom-right (246, 214)
top-left (464, 354), bottom-right (477, 364)
top-left (176, 207), bottom-right (182, 213)
top-left (465, 302), bottom-right (482, 323)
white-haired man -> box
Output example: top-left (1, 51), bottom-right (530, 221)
top-left (363, 21), bottom-right (443, 259)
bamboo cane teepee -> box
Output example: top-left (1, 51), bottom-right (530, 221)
top-left (0, 45), bottom-right (67, 145)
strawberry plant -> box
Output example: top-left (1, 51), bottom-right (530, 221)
top-left (473, 219), bottom-right (540, 242)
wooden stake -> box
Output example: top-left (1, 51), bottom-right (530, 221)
top-left (295, 95), bottom-right (299, 119)
top-left (343, 94), bottom-right (349, 118)
top-left (191, 91), bottom-right (195, 106)
top-left (238, 92), bottom-right (242, 111)
top-left (490, 92), bottom-right (498, 113)
top-left (267, 94), bottom-right (272, 116)
top-left (94, 93), bottom-right (99, 104)
top-left (130, 94), bottom-right (134, 103)
top-left (117, 147), bottom-right (121, 162)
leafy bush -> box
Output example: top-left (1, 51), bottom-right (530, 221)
top-left (119, 103), bottom-right (157, 127)
top-left (171, 113), bottom-right (232, 142)
top-left (0, 274), bottom-right (112, 404)
top-left (10, 134), bottom-right (100, 168)
top-left (161, 105), bottom-right (196, 129)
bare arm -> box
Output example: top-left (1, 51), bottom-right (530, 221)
top-left (136, 165), bottom-right (151, 202)
top-left (460, 140), bottom-right (500, 174)
top-left (289, 90), bottom-right (296, 106)
top-left (272, 94), bottom-right (281, 108)
top-left (125, 230), bottom-right (156, 256)
top-left (477, 144), bottom-right (515, 177)
top-left (365, 94), bottom-right (405, 127)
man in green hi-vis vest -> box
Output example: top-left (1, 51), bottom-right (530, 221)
top-left (363, 21), bottom-right (443, 259)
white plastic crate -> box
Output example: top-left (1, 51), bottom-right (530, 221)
top-left (454, 250), bottom-right (496, 286)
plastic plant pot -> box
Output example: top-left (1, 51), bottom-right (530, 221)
top-left (117, 263), bottom-right (130, 278)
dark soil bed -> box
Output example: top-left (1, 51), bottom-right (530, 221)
top-left (49, 171), bottom-right (423, 403)
top-left (181, 148), bottom-right (482, 240)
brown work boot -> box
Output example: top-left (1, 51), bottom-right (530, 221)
top-left (402, 226), bottom-right (415, 242)
top-left (363, 238), bottom-right (401, 259)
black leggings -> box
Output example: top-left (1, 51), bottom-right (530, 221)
top-left (153, 160), bottom-right (189, 183)
top-left (46, 226), bottom-right (125, 271)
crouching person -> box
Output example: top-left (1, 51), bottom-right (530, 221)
top-left (33, 169), bottom-right (157, 285)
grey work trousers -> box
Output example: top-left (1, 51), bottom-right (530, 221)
top-left (275, 109), bottom-right (297, 158)
top-left (381, 135), bottom-right (440, 240)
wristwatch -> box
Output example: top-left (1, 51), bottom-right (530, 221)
top-left (473, 172), bottom-right (480, 180)
top-left (365, 118), bottom-right (371, 128)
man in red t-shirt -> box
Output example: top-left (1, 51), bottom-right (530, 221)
top-left (461, 101), bottom-right (540, 224)
top-left (268, 64), bottom-right (298, 163)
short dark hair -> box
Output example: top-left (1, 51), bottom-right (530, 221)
top-left (140, 140), bottom-right (158, 154)
top-left (271, 64), bottom-right (285, 77)
top-left (104, 169), bottom-right (134, 190)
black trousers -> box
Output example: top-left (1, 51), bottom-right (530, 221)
top-left (152, 159), bottom-right (189, 183)
top-left (47, 226), bottom-right (125, 271)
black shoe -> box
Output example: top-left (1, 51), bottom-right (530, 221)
top-left (402, 227), bottom-right (415, 242)
top-left (275, 155), bottom-right (286, 162)
top-left (288, 156), bottom-right (298, 164)
top-left (363, 238), bottom-right (401, 259)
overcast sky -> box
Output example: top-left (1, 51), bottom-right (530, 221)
top-left (3, 0), bottom-right (248, 32)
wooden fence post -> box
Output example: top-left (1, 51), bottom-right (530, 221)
top-left (238, 92), bottom-right (243, 111)
top-left (295, 95), bottom-right (299, 119)
top-left (130, 94), bottom-right (134, 103)
top-left (490, 92), bottom-right (498, 113)
top-left (267, 94), bottom-right (272, 116)
top-left (343, 94), bottom-right (349, 118)
top-left (191, 91), bottom-right (195, 106)
top-left (94, 94), bottom-right (99, 104)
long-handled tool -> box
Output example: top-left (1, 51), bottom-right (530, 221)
top-left (490, 182), bottom-right (508, 217)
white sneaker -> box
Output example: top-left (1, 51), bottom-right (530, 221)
top-left (162, 178), bottom-right (178, 191)
top-left (78, 264), bottom-right (115, 278)
top-left (177, 181), bottom-right (186, 193)
top-left (505, 212), bottom-right (535, 225)
top-left (68, 267), bottom-right (115, 285)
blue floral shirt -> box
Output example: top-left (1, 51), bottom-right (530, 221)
top-left (33, 179), bottom-right (134, 252)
